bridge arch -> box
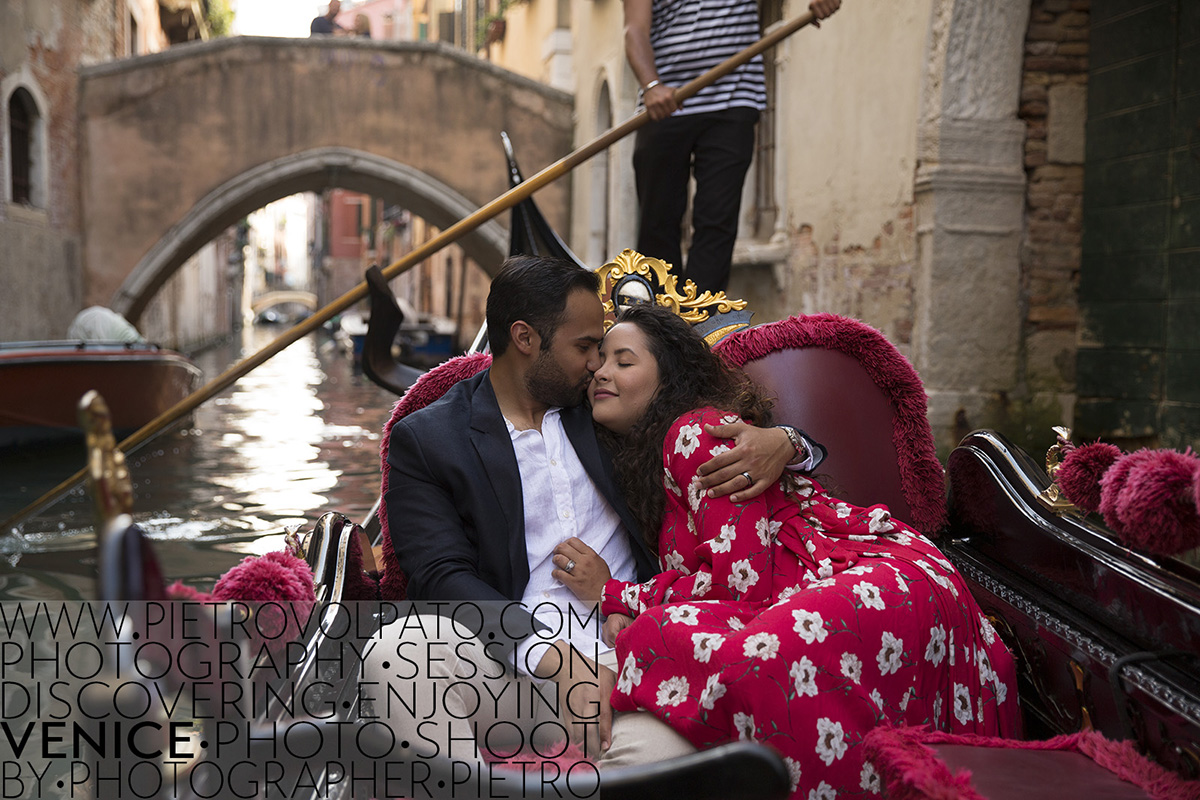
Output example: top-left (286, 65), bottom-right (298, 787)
top-left (250, 291), bottom-right (318, 316)
top-left (113, 147), bottom-right (510, 321)
top-left (77, 37), bottom-right (574, 322)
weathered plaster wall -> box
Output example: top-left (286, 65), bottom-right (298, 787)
top-left (566, 0), bottom-right (639, 267)
top-left (761, 0), bottom-right (932, 350)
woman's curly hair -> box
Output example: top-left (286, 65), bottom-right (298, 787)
top-left (597, 304), bottom-right (773, 547)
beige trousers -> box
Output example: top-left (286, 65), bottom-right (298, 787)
top-left (360, 614), bottom-right (695, 771)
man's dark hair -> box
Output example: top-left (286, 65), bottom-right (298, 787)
top-left (485, 255), bottom-right (601, 357)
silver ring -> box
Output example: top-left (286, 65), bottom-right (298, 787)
top-left (565, 559), bottom-right (576, 573)
top-left (740, 471), bottom-right (753, 488)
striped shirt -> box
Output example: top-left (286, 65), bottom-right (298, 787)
top-left (648, 0), bottom-right (767, 117)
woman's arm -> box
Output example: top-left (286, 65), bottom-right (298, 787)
top-left (601, 408), bottom-right (778, 617)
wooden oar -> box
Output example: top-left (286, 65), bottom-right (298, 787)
top-left (3, 7), bottom-right (822, 529)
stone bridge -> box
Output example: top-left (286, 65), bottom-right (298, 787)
top-left (78, 37), bottom-right (574, 322)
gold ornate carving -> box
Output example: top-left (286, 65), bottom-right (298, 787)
top-left (596, 249), bottom-right (747, 327)
top-left (1036, 425), bottom-right (1082, 515)
top-left (79, 390), bottom-right (133, 528)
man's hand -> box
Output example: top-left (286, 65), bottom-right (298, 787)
top-left (534, 641), bottom-right (615, 757)
top-left (809, 0), bottom-right (841, 26)
top-left (552, 537), bottom-right (612, 603)
top-left (603, 613), bottom-right (634, 647)
top-left (643, 83), bottom-right (680, 121)
top-left (697, 422), bottom-right (793, 502)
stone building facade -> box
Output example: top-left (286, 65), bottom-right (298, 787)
top-left (1, 0), bottom-right (230, 350)
top-left (483, 0), bottom-right (1196, 456)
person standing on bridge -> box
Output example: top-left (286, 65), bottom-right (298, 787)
top-left (624, 0), bottom-right (841, 294)
top-left (310, 0), bottom-right (346, 35)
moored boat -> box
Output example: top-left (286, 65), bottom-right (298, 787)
top-left (0, 339), bottom-right (202, 447)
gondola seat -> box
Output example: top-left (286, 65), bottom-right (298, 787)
top-left (715, 312), bottom-right (946, 535)
top-left (863, 726), bottom-right (1200, 800)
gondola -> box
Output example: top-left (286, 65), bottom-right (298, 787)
top-left (70, 141), bottom-right (1200, 799)
top-left (352, 135), bottom-right (1200, 791)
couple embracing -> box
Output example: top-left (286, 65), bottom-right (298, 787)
top-left (364, 255), bottom-right (1018, 798)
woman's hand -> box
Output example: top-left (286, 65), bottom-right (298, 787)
top-left (602, 613), bottom-right (634, 647)
top-left (552, 537), bottom-right (612, 603)
top-left (696, 422), bottom-right (793, 502)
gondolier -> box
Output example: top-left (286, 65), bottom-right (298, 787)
top-left (625, 0), bottom-right (841, 293)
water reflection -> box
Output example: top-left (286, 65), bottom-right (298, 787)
top-left (0, 328), bottom-right (398, 601)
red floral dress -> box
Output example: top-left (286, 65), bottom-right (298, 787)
top-left (602, 409), bottom-right (1020, 799)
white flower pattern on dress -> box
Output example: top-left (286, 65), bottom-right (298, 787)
top-left (728, 559), bottom-right (759, 592)
top-left (860, 762), bottom-right (881, 794)
top-left (664, 467), bottom-right (682, 497)
top-left (793, 609), bottom-right (828, 644)
top-left (877, 632), bottom-right (903, 676)
top-left (700, 673), bottom-right (726, 710)
top-left (790, 656), bottom-right (819, 697)
top-left (666, 605), bottom-right (701, 626)
top-left (711, 524), bottom-right (736, 553)
top-left (692, 632), bottom-right (725, 663)
top-left (785, 757), bottom-right (803, 794)
top-left (809, 781), bottom-right (836, 800)
top-left (925, 625), bottom-right (947, 666)
top-left (663, 550), bottom-right (685, 572)
top-left (734, 712), bottom-right (757, 742)
top-left (674, 423), bottom-right (701, 458)
top-left (867, 507), bottom-right (895, 533)
top-left (743, 632), bottom-right (781, 660)
top-left (656, 675), bottom-right (689, 707)
top-left (953, 683), bottom-right (973, 724)
top-left (852, 582), bottom-right (885, 610)
top-left (756, 517), bottom-right (783, 547)
top-left (692, 571), bottom-right (712, 597)
top-left (815, 718), bottom-right (848, 765)
top-left (617, 653), bottom-right (643, 693)
top-left (840, 652), bottom-right (862, 684)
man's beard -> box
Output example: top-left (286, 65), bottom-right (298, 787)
top-left (525, 349), bottom-right (589, 408)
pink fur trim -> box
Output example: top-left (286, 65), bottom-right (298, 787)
top-left (1058, 442), bottom-right (1123, 513)
top-left (211, 550), bottom-right (316, 650)
top-left (1113, 449), bottom-right (1200, 556)
top-left (377, 353), bottom-right (492, 600)
top-left (865, 728), bottom-right (1200, 800)
top-left (715, 314), bottom-right (946, 534)
top-left (1100, 450), bottom-right (1161, 534)
top-left (165, 581), bottom-right (214, 602)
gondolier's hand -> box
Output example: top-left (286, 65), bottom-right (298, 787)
top-left (809, 0), bottom-right (841, 27)
top-left (697, 422), bottom-right (793, 502)
top-left (553, 537), bottom-right (612, 603)
top-left (643, 82), bottom-right (679, 121)
top-left (603, 613), bottom-right (634, 647)
top-left (534, 641), bottom-right (615, 757)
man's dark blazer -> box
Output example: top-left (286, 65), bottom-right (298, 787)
top-left (384, 368), bottom-right (659, 659)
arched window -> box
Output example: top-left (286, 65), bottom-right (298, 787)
top-left (9, 88), bottom-right (36, 205)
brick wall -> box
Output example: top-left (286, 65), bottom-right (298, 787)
top-left (1018, 0), bottom-right (1089, 401)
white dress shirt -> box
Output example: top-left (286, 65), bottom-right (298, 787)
top-left (505, 408), bottom-right (636, 676)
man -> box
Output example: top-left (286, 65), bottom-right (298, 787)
top-left (309, 0), bottom-right (345, 35)
top-left (367, 256), bottom-right (815, 772)
top-left (625, 0), bottom-right (841, 293)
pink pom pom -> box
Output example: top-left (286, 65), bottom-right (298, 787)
top-left (1098, 450), bottom-right (1157, 532)
top-left (1112, 450), bottom-right (1200, 556)
top-left (1057, 442), bottom-right (1122, 512)
top-left (1099, 450), bottom-right (1200, 556)
top-left (212, 551), bottom-right (316, 647)
top-left (165, 581), bottom-right (214, 602)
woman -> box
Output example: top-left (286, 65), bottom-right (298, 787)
top-left (565, 304), bottom-right (1018, 798)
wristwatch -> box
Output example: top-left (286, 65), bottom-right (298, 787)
top-left (775, 425), bottom-right (808, 465)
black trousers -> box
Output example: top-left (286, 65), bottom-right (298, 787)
top-left (633, 106), bottom-right (759, 293)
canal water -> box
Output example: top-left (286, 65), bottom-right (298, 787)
top-left (0, 326), bottom-right (399, 601)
